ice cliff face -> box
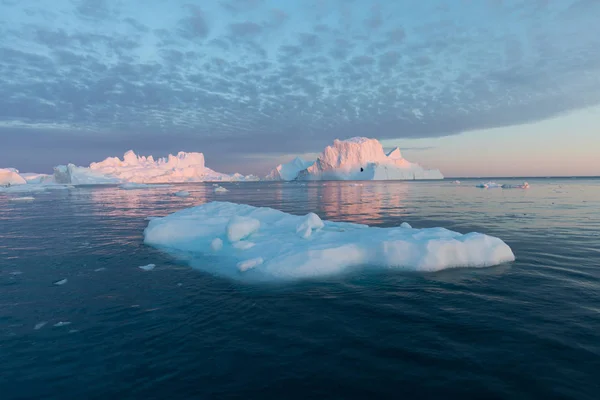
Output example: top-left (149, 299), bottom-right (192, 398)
top-left (277, 137), bottom-right (443, 181)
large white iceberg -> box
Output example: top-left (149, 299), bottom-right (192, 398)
top-left (52, 150), bottom-right (258, 185)
top-left (143, 201), bottom-right (515, 281)
top-left (268, 137), bottom-right (443, 181)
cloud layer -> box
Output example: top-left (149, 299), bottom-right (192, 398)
top-left (1, 0), bottom-right (599, 172)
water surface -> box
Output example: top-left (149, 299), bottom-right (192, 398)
top-left (1, 179), bottom-right (599, 399)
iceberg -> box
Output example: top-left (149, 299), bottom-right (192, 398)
top-left (12, 150), bottom-right (258, 186)
top-left (81, 150), bottom-right (257, 184)
top-left (286, 137), bottom-right (443, 181)
top-left (53, 164), bottom-right (120, 185)
top-left (0, 168), bottom-right (27, 186)
top-left (143, 202), bottom-right (515, 282)
top-left (266, 157), bottom-right (315, 181)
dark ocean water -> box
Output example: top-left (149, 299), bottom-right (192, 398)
top-left (1, 179), bottom-right (599, 399)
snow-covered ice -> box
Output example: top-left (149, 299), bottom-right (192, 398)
top-left (210, 238), bottom-right (224, 251)
top-left (227, 216), bottom-right (260, 242)
top-left (237, 257), bottom-right (264, 272)
top-left (143, 202), bottom-right (515, 281)
top-left (139, 264), bottom-right (155, 271)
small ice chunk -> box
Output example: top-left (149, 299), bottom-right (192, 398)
top-left (177, 283), bottom-right (183, 287)
top-left (476, 182), bottom-right (502, 189)
top-left (237, 257), bottom-right (264, 272)
top-left (54, 321), bottom-right (71, 327)
top-left (53, 279), bottom-right (68, 286)
top-left (453, 180), bottom-right (461, 184)
top-left (233, 241), bottom-right (255, 250)
top-left (94, 267), bottom-right (107, 272)
top-left (9, 196), bottom-right (35, 201)
top-left (214, 186), bottom-right (228, 193)
top-left (138, 264), bottom-right (155, 271)
top-left (400, 222), bottom-right (412, 229)
top-left (9, 271), bottom-right (23, 275)
top-left (227, 216), bottom-right (260, 242)
top-left (296, 212), bottom-right (324, 239)
top-left (34, 322), bottom-right (47, 330)
top-left (212, 183), bottom-right (219, 186)
top-left (174, 191), bottom-right (190, 197)
top-left (210, 238), bottom-right (223, 251)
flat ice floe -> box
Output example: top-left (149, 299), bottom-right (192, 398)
top-left (143, 202), bottom-right (515, 281)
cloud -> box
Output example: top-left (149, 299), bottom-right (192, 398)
top-left (0, 0), bottom-right (599, 173)
top-left (179, 5), bottom-right (209, 39)
top-left (229, 21), bottom-right (263, 37)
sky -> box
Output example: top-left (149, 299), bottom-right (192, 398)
top-left (0, 0), bottom-right (599, 177)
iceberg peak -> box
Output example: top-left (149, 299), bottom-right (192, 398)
top-left (292, 137), bottom-right (443, 181)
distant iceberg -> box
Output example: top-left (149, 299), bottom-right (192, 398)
top-left (476, 182), bottom-right (530, 189)
top-left (143, 201), bottom-right (515, 282)
top-left (476, 182), bottom-right (503, 189)
top-left (267, 137), bottom-right (443, 181)
top-left (1, 150), bottom-right (259, 188)
top-left (55, 150), bottom-right (259, 185)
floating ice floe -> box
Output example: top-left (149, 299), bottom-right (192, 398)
top-left (138, 264), bottom-right (156, 271)
top-left (53, 279), bottom-right (68, 286)
top-left (143, 201), bottom-right (515, 282)
top-left (173, 191), bottom-right (190, 197)
top-left (476, 182), bottom-right (503, 189)
top-left (453, 180), bottom-right (461, 184)
top-left (34, 322), bottom-right (48, 330)
top-left (9, 196), bottom-right (35, 201)
top-left (502, 182), bottom-right (530, 189)
top-left (54, 322), bottom-right (71, 327)
top-left (477, 182), bottom-right (530, 189)
top-left (214, 185), bottom-right (229, 193)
